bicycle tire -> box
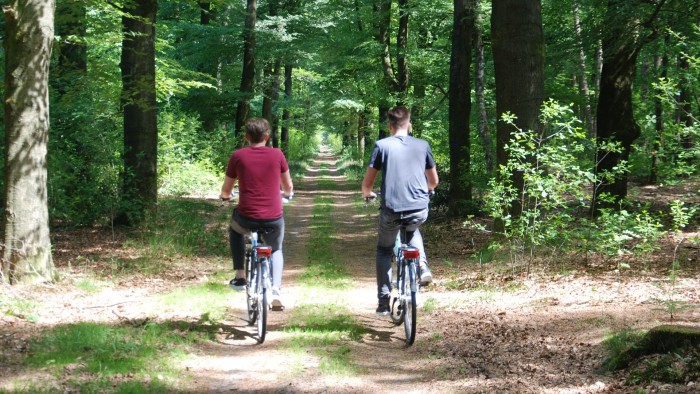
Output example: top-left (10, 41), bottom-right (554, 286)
top-left (390, 259), bottom-right (403, 325)
top-left (403, 261), bottom-right (417, 345)
top-left (256, 259), bottom-right (270, 343)
top-left (246, 254), bottom-right (257, 324)
top-left (257, 287), bottom-right (268, 343)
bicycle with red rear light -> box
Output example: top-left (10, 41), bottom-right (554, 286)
top-left (244, 227), bottom-right (275, 344)
top-left (365, 194), bottom-right (423, 346)
top-left (389, 218), bottom-right (421, 345)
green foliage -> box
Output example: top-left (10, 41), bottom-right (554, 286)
top-left (587, 206), bottom-right (665, 259)
top-left (158, 110), bottom-right (225, 197)
top-left (121, 198), bottom-right (228, 274)
top-left (487, 101), bottom-right (595, 250)
top-left (669, 200), bottom-right (698, 232)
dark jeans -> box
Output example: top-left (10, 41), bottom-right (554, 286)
top-left (375, 207), bottom-right (428, 302)
top-left (229, 209), bottom-right (285, 289)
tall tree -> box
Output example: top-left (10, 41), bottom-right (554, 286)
top-left (447, 0), bottom-right (474, 216)
top-left (118, 0), bottom-right (158, 225)
top-left (491, 0), bottom-right (545, 228)
top-left (234, 0), bottom-right (258, 136)
top-left (592, 0), bottom-right (666, 211)
top-left (2, 0), bottom-right (56, 283)
top-left (281, 64), bottom-right (292, 154)
top-left (474, 0), bottom-right (493, 173)
top-left (572, 0), bottom-right (595, 137)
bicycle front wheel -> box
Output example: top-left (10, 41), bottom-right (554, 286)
top-left (402, 261), bottom-right (417, 345)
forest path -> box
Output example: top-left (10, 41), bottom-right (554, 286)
top-left (189, 146), bottom-right (441, 392)
top-left (187, 147), bottom-right (700, 394)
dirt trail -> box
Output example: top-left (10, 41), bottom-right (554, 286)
top-left (2, 148), bottom-right (699, 393)
top-left (189, 148), bottom-right (700, 393)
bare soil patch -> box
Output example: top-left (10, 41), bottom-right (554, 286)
top-left (2, 148), bottom-right (699, 393)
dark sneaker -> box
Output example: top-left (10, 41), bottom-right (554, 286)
top-left (228, 277), bottom-right (246, 291)
top-left (420, 265), bottom-right (433, 286)
top-left (376, 304), bottom-right (391, 316)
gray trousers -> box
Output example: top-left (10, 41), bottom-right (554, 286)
top-left (375, 207), bottom-right (428, 302)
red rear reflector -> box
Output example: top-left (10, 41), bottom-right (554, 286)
top-left (402, 249), bottom-right (420, 259)
top-left (256, 246), bottom-right (272, 257)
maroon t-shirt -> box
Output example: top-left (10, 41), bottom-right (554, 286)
top-left (226, 146), bottom-right (289, 219)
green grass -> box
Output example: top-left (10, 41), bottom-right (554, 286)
top-left (299, 176), bottom-right (351, 288)
top-left (22, 321), bottom-right (211, 392)
top-left (1, 296), bottom-right (39, 323)
top-left (602, 328), bottom-right (647, 370)
top-left (283, 304), bottom-right (367, 375)
top-left (155, 278), bottom-right (232, 323)
top-left (121, 198), bottom-right (229, 274)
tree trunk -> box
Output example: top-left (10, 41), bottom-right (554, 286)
top-left (676, 53), bottom-right (694, 161)
top-left (649, 48), bottom-right (667, 185)
top-left (378, 103), bottom-right (389, 140)
top-left (2, 0), bottom-right (56, 284)
top-left (375, 0), bottom-right (399, 93)
top-left (473, 0), bottom-right (493, 174)
top-left (235, 0), bottom-right (257, 136)
top-left (119, 0), bottom-right (158, 225)
top-left (593, 0), bottom-right (644, 212)
top-left (396, 0), bottom-right (409, 101)
top-left (199, 1), bottom-right (211, 25)
top-left (281, 64), bottom-right (292, 155)
top-left (447, 0), bottom-right (474, 217)
top-left (572, 0), bottom-right (595, 137)
top-left (491, 0), bottom-right (545, 229)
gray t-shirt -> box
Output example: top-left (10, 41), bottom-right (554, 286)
top-left (368, 135), bottom-right (436, 212)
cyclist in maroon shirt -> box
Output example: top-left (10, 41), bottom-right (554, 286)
top-left (220, 118), bottom-right (294, 310)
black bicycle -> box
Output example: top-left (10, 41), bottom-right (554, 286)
top-left (389, 218), bottom-right (421, 345)
top-left (244, 228), bottom-right (274, 344)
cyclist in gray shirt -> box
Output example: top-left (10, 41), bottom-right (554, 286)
top-left (362, 106), bottom-right (439, 316)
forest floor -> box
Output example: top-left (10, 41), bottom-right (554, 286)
top-left (2, 147), bottom-right (700, 393)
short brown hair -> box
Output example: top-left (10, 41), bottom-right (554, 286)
top-left (387, 106), bottom-right (411, 130)
top-left (245, 118), bottom-right (270, 143)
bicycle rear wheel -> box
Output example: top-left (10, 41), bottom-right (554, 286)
top-left (257, 287), bottom-right (268, 343)
top-left (390, 261), bottom-right (403, 325)
top-left (256, 261), bottom-right (269, 343)
top-left (246, 256), bottom-right (257, 324)
top-left (402, 261), bottom-right (417, 345)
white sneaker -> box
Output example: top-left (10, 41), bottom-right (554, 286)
top-left (270, 288), bottom-right (284, 311)
top-left (420, 265), bottom-right (433, 285)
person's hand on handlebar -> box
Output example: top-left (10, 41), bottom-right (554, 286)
top-left (220, 192), bottom-right (235, 202)
top-left (363, 191), bottom-right (377, 203)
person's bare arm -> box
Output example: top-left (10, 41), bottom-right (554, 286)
top-left (425, 167), bottom-right (439, 191)
top-left (361, 167), bottom-right (379, 199)
top-left (281, 170), bottom-right (293, 197)
top-left (220, 175), bottom-right (236, 200)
